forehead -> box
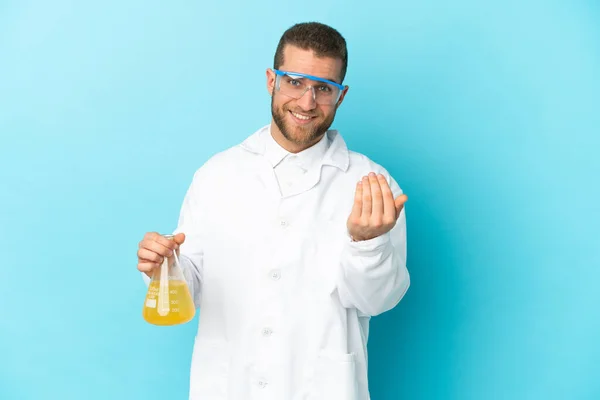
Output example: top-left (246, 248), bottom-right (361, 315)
top-left (280, 44), bottom-right (343, 83)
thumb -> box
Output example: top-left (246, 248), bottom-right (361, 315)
top-left (394, 194), bottom-right (408, 219)
top-left (173, 232), bottom-right (186, 246)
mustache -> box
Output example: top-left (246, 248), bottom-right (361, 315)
top-left (284, 106), bottom-right (320, 118)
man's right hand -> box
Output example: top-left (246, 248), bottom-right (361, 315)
top-left (137, 232), bottom-right (186, 278)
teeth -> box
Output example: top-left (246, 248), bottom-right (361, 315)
top-left (291, 112), bottom-right (311, 120)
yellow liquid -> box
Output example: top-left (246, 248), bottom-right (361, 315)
top-left (142, 280), bottom-right (195, 326)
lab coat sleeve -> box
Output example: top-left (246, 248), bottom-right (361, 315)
top-left (336, 174), bottom-right (410, 317)
top-left (141, 170), bottom-right (205, 310)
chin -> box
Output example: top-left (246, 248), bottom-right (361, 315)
top-left (288, 127), bottom-right (318, 144)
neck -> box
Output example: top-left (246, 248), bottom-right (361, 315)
top-left (270, 120), bottom-right (323, 154)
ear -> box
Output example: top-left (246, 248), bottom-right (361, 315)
top-left (266, 68), bottom-right (276, 95)
top-left (335, 85), bottom-right (350, 109)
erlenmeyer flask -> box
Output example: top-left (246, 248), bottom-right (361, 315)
top-left (142, 234), bottom-right (195, 326)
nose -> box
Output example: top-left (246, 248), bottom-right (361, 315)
top-left (296, 86), bottom-right (317, 111)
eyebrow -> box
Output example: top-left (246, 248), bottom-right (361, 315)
top-left (286, 73), bottom-right (340, 85)
top-left (315, 75), bottom-right (340, 84)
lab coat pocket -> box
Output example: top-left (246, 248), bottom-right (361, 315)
top-left (189, 338), bottom-right (229, 399)
top-left (312, 350), bottom-right (358, 400)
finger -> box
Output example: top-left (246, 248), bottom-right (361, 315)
top-left (143, 231), bottom-right (162, 242)
top-left (394, 194), bottom-right (409, 219)
top-left (350, 180), bottom-right (363, 220)
top-left (157, 234), bottom-right (179, 250)
top-left (144, 231), bottom-right (179, 251)
top-left (141, 239), bottom-right (173, 258)
top-left (361, 175), bottom-right (372, 218)
top-left (369, 173), bottom-right (383, 220)
top-left (137, 248), bottom-right (164, 264)
top-left (173, 232), bottom-right (186, 246)
top-left (378, 174), bottom-right (396, 223)
top-left (137, 261), bottom-right (160, 273)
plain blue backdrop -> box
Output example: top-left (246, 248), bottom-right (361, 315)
top-left (1, 1), bottom-right (599, 399)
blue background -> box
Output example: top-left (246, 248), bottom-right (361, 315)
top-left (1, 1), bottom-right (599, 399)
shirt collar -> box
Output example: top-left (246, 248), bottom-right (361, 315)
top-left (263, 127), bottom-right (291, 168)
top-left (241, 124), bottom-right (350, 172)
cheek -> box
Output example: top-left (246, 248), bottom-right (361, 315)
top-left (278, 99), bottom-right (296, 113)
top-left (318, 106), bottom-right (334, 119)
top-left (272, 97), bottom-right (285, 111)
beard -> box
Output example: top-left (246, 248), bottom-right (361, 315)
top-left (271, 96), bottom-right (336, 147)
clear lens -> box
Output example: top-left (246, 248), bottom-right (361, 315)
top-left (276, 73), bottom-right (341, 105)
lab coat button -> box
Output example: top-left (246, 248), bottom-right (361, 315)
top-left (262, 328), bottom-right (273, 336)
top-left (270, 270), bottom-right (281, 280)
top-left (279, 219), bottom-right (289, 228)
top-left (257, 380), bottom-right (268, 388)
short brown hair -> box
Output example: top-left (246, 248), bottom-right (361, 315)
top-left (273, 22), bottom-right (348, 83)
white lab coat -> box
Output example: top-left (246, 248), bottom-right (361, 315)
top-left (144, 125), bottom-right (410, 399)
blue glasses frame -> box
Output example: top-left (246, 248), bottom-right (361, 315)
top-left (272, 69), bottom-right (345, 90)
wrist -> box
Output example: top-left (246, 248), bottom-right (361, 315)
top-left (348, 231), bottom-right (391, 247)
top-left (350, 235), bottom-right (369, 242)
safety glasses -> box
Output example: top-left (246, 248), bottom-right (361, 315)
top-left (273, 69), bottom-right (345, 105)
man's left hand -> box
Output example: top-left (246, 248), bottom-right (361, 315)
top-left (347, 172), bottom-right (408, 242)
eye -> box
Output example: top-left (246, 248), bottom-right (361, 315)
top-left (317, 85), bottom-right (332, 92)
top-left (286, 78), bottom-right (301, 86)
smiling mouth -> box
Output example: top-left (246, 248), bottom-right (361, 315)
top-left (289, 110), bottom-right (315, 121)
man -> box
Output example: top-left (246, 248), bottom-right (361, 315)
top-left (137, 22), bottom-right (410, 400)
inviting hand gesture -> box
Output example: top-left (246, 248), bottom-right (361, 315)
top-left (347, 172), bottom-right (408, 242)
